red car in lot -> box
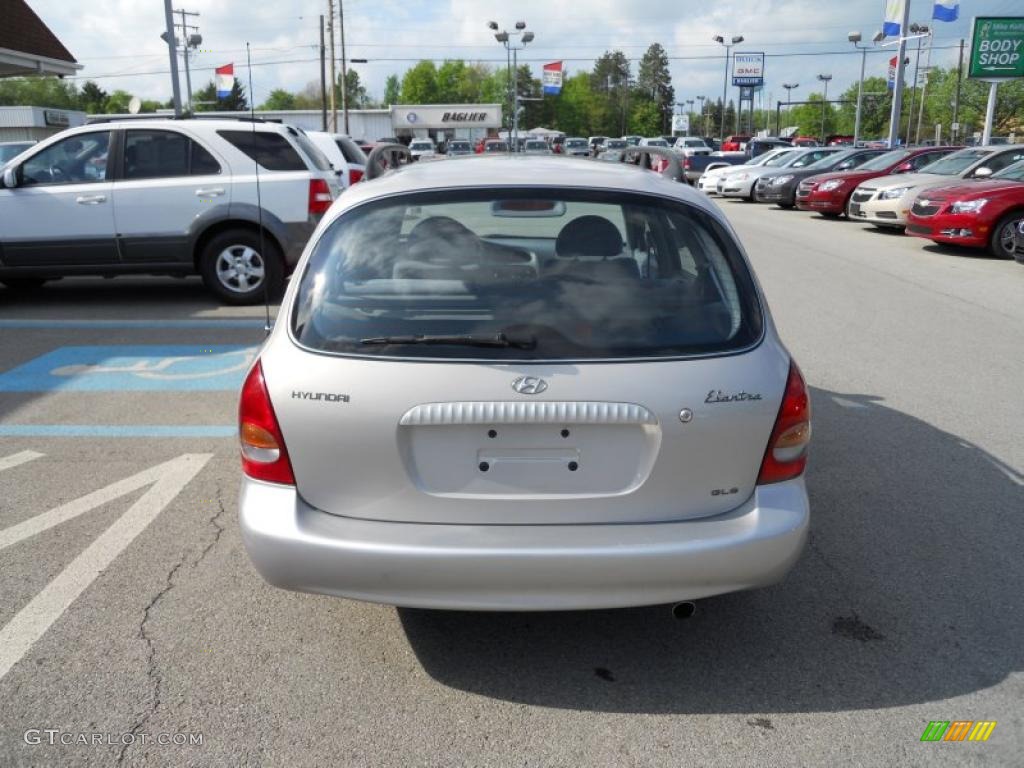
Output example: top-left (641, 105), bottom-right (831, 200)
top-left (796, 146), bottom-right (956, 217)
top-left (905, 160), bottom-right (1024, 259)
top-left (720, 134), bottom-right (751, 152)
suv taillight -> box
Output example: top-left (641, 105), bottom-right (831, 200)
top-left (348, 168), bottom-right (364, 185)
top-left (308, 178), bottom-right (333, 215)
top-left (239, 360), bottom-right (295, 485)
top-left (757, 362), bottom-right (811, 485)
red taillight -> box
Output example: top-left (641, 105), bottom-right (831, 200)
top-left (308, 178), bottom-right (333, 215)
top-left (757, 362), bottom-right (812, 485)
top-left (683, 156), bottom-right (692, 169)
top-left (349, 167), bottom-right (364, 185)
top-left (239, 360), bottom-right (295, 485)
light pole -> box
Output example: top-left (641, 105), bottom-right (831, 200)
top-left (713, 34), bottom-right (744, 140)
top-left (685, 99), bottom-right (694, 135)
top-left (849, 31), bottom-right (883, 145)
top-left (488, 21), bottom-right (534, 151)
top-left (817, 73), bottom-right (832, 143)
top-left (696, 95), bottom-right (706, 137)
top-left (905, 23), bottom-right (930, 144)
top-left (782, 82), bottom-right (798, 135)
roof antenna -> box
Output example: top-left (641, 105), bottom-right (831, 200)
top-left (246, 42), bottom-right (272, 336)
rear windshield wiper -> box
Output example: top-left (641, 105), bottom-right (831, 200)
top-left (360, 332), bottom-right (536, 349)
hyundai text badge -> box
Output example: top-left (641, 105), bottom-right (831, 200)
top-left (512, 376), bottom-right (548, 395)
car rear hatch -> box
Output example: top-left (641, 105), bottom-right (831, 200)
top-left (266, 186), bottom-right (785, 526)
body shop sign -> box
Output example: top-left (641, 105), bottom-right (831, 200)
top-left (969, 17), bottom-right (1024, 80)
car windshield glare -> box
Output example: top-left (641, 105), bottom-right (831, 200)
top-left (763, 151), bottom-right (797, 167)
top-left (805, 150), bottom-right (852, 170)
top-left (292, 189), bottom-right (762, 360)
top-left (918, 149), bottom-right (989, 176)
top-left (857, 149), bottom-right (912, 171)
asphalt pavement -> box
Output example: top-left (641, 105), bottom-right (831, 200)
top-left (0, 200), bottom-right (1021, 767)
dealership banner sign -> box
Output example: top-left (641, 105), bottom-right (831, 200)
top-left (968, 17), bottom-right (1024, 79)
top-left (732, 52), bottom-right (764, 87)
top-left (542, 62), bottom-right (563, 95)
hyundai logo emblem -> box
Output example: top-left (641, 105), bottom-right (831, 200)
top-left (511, 376), bottom-right (548, 395)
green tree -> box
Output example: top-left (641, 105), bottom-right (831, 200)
top-left (103, 90), bottom-right (134, 114)
top-left (260, 88), bottom-right (297, 110)
top-left (383, 74), bottom-right (400, 105)
top-left (336, 69), bottom-right (369, 109)
top-left (628, 99), bottom-right (661, 136)
top-left (0, 77), bottom-right (79, 109)
top-left (435, 60), bottom-right (467, 103)
top-left (400, 61), bottom-right (439, 104)
top-left (293, 81), bottom-right (322, 110)
top-left (637, 43), bottom-right (674, 133)
top-left (78, 81), bottom-right (108, 113)
top-left (193, 77), bottom-right (248, 111)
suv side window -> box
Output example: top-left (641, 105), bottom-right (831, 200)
top-left (911, 151), bottom-right (943, 170)
top-left (335, 138), bottom-right (367, 164)
top-left (20, 131), bottom-right (111, 186)
top-left (123, 130), bottom-right (222, 179)
top-left (217, 130), bottom-right (306, 171)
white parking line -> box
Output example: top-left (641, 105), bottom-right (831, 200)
top-left (0, 454), bottom-right (206, 552)
top-left (0, 450), bottom-right (45, 473)
top-left (0, 453), bottom-right (211, 682)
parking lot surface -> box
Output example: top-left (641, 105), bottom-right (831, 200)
top-left (0, 201), bottom-right (1021, 766)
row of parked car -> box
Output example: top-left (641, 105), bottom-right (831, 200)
top-left (698, 144), bottom-right (1024, 262)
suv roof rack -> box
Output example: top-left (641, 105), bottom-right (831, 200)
top-left (85, 114), bottom-right (278, 125)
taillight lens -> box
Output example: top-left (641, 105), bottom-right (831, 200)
top-left (308, 178), bottom-right (333, 215)
top-left (757, 362), bottom-right (811, 484)
top-left (239, 360), bottom-right (295, 485)
top-left (349, 168), bottom-right (364, 185)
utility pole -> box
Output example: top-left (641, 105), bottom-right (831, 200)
top-left (162, 0), bottom-right (182, 117)
top-left (327, 0), bottom-right (337, 132)
top-left (905, 30), bottom-right (925, 143)
top-left (339, 0), bottom-right (349, 134)
top-left (915, 31), bottom-right (934, 145)
top-left (319, 15), bottom-right (327, 130)
top-left (952, 39), bottom-right (964, 143)
top-left (174, 9), bottom-right (200, 113)
top-left (886, 0), bottom-right (911, 147)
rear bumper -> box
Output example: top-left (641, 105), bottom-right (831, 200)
top-left (239, 477), bottom-right (810, 611)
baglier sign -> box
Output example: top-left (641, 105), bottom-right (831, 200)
top-left (968, 17), bottom-right (1024, 80)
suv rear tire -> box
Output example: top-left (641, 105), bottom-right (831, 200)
top-left (199, 229), bottom-right (284, 305)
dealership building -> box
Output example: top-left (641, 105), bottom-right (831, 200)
top-left (86, 104), bottom-right (504, 144)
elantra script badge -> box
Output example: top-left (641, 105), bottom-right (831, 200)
top-left (512, 376), bottom-right (548, 395)
top-left (705, 390), bottom-right (762, 403)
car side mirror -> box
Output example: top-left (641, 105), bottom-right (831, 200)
top-left (2, 166), bottom-right (17, 189)
top-left (972, 166), bottom-right (992, 178)
top-left (893, 162), bottom-right (913, 174)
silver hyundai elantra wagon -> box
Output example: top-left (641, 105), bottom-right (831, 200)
top-left (238, 153), bottom-right (810, 611)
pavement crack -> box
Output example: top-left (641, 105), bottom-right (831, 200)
top-left (116, 491), bottom-right (228, 766)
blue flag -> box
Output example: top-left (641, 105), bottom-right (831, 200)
top-left (883, 0), bottom-right (905, 37)
top-left (932, 1), bottom-right (959, 22)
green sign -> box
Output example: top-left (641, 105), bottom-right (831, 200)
top-left (969, 17), bottom-right (1024, 80)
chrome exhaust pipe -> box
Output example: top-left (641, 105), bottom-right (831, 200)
top-left (671, 601), bottom-right (697, 620)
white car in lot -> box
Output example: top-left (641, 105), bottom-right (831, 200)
top-left (0, 118), bottom-right (340, 303)
top-left (237, 152), bottom-right (812, 611)
top-left (696, 148), bottom-right (797, 194)
top-left (849, 145), bottom-right (1024, 229)
top-left (673, 136), bottom-right (712, 157)
top-left (306, 131), bottom-right (368, 188)
top-left (718, 148), bottom-right (842, 200)
top-left (408, 139), bottom-right (437, 161)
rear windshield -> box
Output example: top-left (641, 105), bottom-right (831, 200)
top-left (918, 148), bottom-right (990, 175)
top-left (857, 149), bottom-right (912, 171)
top-left (448, 142), bottom-right (471, 150)
top-left (526, 141), bottom-right (549, 150)
top-left (291, 129), bottom-right (333, 171)
top-left (410, 142), bottom-right (434, 150)
top-left (291, 189), bottom-right (763, 361)
top-left (335, 137), bottom-right (366, 164)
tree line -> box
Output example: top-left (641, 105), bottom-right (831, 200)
top-left (2, 46), bottom-right (1021, 141)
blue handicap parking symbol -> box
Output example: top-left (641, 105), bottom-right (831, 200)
top-left (0, 345), bottom-right (258, 392)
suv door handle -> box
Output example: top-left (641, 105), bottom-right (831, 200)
top-left (76, 194), bottom-right (107, 204)
top-left (195, 187), bottom-right (225, 197)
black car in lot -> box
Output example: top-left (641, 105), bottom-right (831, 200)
top-left (754, 148), bottom-right (888, 208)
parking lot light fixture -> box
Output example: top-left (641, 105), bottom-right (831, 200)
top-left (817, 73), bottom-right (832, 143)
top-left (849, 33), bottom-right (874, 145)
top-left (488, 21), bottom-right (535, 152)
top-left (782, 82), bottom-right (798, 134)
top-left (713, 33), bottom-right (744, 141)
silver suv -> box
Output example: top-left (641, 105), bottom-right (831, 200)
top-left (238, 154), bottom-right (811, 611)
top-left (0, 118), bottom-right (340, 304)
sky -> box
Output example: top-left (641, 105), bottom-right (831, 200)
top-left (27, 0), bottom-right (1024, 111)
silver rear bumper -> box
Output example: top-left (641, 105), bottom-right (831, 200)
top-left (239, 477), bottom-right (809, 611)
